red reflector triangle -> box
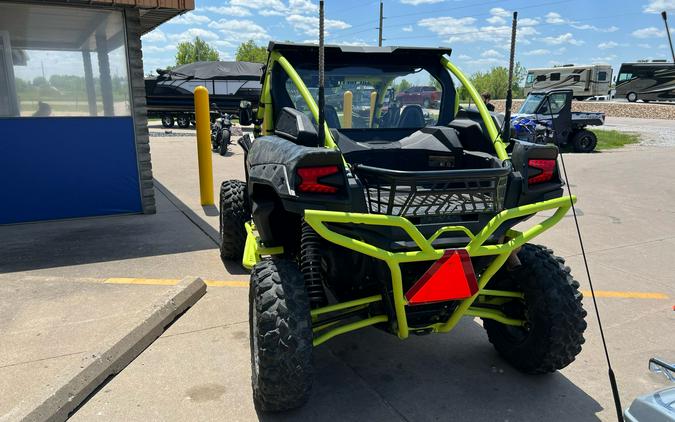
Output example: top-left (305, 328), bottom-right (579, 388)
top-left (405, 249), bottom-right (478, 306)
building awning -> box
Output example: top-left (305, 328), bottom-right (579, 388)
top-left (25, 0), bottom-right (194, 34)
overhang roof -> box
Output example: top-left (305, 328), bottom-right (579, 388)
top-left (18, 0), bottom-right (194, 34)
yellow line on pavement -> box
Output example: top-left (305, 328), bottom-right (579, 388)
top-left (104, 278), bottom-right (248, 288)
top-left (103, 278), bottom-right (668, 300)
top-left (581, 290), bottom-right (669, 300)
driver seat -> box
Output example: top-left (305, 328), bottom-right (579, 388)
top-left (398, 105), bottom-right (425, 127)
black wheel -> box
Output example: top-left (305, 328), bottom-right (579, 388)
top-left (483, 244), bottom-right (587, 374)
top-left (249, 258), bottom-right (313, 412)
top-left (218, 129), bottom-right (230, 156)
top-left (423, 98), bottom-right (431, 108)
top-left (211, 129), bottom-right (220, 151)
top-left (626, 92), bottom-right (638, 102)
top-left (571, 129), bottom-right (597, 153)
top-left (176, 114), bottom-right (190, 128)
top-left (219, 180), bottom-right (250, 261)
top-left (161, 114), bottom-right (174, 128)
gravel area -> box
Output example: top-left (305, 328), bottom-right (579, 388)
top-left (493, 99), bottom-right (675, 120)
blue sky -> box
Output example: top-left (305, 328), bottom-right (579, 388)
top-left (141, 0), bottom-right (675, 77)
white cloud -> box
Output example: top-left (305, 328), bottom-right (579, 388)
top-left (401, 0), bottom-right (444, 4)
top-left (522, 48), bottom-right (550, 56)
top-left (203, 6), bottom-right (252, 17)
top-left (402, 25), bottom-right (413, 32)
top-left (209, 19), bottom-right (270, 41)
top-left (519, 18), bottom-right (540, 26)
top-left (143, 44), bottom-right (176, 53)
top-left (457, 54), bottom-right (472, 60)
top-left (638, 43), bottom-right (652, 48)
top-left (643, 0), bottom-right (675, 13)
top-left (541, 33), bottom-right (584, 45)
top-left (142, 29), bottom-right (166, 43)
top-left (168, 28), bottom-right (220, 42)
top-left (545, 12), bottom-right (616, 32)
top-left (418, 15), bottom-right (537, 46)
top-left (418, 16), bottom-right (477, 36)
top-left (486, 7), bottom-right (509, 25)
top-left (230, 0), bottom-right (286, 10)
top-left (545, 12), bottom-right (566, 24)
top-left (591, 54), bottom-right (617, 63)
top-left (481, 49), bottom-right (502, 58)
top-left (168, 12), bottom-right (211, 25)
top-left (286, 14), bottom-right (351, 36)
top-left (289, 0), bottom-right (318, 14)
top-left (632, 26), bottom-right (672, 38)
top-left (597, 41), bottom-right (628, 49)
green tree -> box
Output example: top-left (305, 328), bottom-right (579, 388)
top-left (395, 78), bottom-right (412, 93)
top-left (458, 62), bottom-right (527, 101)
top-left (235, 40), bottom-right (268, 63)
top-left (175, 37), bottom-right (220, 66)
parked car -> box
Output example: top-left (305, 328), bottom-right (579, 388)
top-left (396, 86), bottom-right (440, 108)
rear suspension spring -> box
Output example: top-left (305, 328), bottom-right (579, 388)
top-left (300, 221), bottom-right (328, 308)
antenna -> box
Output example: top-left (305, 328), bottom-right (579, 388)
top-left (501, 11), bottom-right (518, 143)
top-left (662, 11), bottom-right (675, 63)
top-left (317, 0), bottom-right (326, 145)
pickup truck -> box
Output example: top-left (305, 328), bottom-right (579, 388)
top-left (396, 86), bottom-right (440, 109)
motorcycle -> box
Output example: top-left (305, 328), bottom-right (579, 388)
top-left (211, 103), bottom-right (233, 156)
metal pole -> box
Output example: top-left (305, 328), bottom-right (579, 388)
top-left (343, 91), bottom-right (353, 128)
top-left (194, 86), bottom-right (214, 206)
top-left (501, 11), bottom-right (518, 142)
top-left (318, 0), bottom-right (326, 145)
top-left (378, 1), bottom-right (384, 47)
top-left (662, 11), bottom-right (675, 63)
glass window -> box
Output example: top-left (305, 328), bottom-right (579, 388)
top-left (0, 3), bottom-right (131, 117)
top-left (618, 73), bottom-right (632, 81)
top-left (572, 74), bottom-right (580, 82)
top-left (538, 93), bottom-right (567, 114)
top-left (178, 80), bottom-right (212, 94)
top-left (598, 71), bottom-right (607, 81)
top-left (550, 73), bottom-right (561, 81)
top-left (525, 73), bottom-right (535, 85)
top-left (285, 66), bottom-right (441, 129)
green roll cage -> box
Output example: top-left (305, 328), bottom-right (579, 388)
top-left (244, 50), bottom-right (576, 346)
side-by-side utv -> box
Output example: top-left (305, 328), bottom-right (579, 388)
top-left (219, 42), bottom-right (587, 411)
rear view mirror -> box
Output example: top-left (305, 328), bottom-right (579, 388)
top-left (239, 100), bottom-right (253, 126)
top-left (211, 102), bottom-right (218, 109)
top-left (536, 75), bottom-right (547, 82)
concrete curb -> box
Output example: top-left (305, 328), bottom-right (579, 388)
top-left (19, 277), bottom-right (207, 422)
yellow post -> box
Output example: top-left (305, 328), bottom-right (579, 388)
top-left (368, 90), bottom-right (377, 127)
top-left (343, 90), bottom-right (353, 128)
top-left (194, 86), bottom-right (214, 206)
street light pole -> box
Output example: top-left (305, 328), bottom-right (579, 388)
top-left (378, 1), bottom-right (384, 47)
top-left (662, 11), bottom-right (675, 63)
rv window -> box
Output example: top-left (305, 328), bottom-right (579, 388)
top-left (550, 73), bottom-right (561, 81)
top-left (618, 73), bottom-right (632, 81)
top-left (526, 74), bottom-right (535, 84)
top-left (572, 75), bottom-right (580, 82)
top-left (536, 74), bottom-right (547, 82)
top-left (598, 71), bottom-right (608, 81)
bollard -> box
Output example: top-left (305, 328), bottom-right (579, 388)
top-left (369, 90), bottom-right (377, 128)
top-left (194, 86), bottom-right (214, 206)
top-left (343, 90), bottom-right (353, 128)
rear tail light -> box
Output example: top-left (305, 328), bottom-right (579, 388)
top-left (297, 165), bottom-right (340, 193)
top-left (528, 159), bottom-right (556, 185)
top-left (405, 249), bottom-right (478, 305)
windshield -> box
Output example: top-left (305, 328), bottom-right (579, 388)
top-left (518, 94), bottom-right (544, 114)
top-left (287, 66), bottom-right (442, 129)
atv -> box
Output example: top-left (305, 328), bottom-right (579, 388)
top-left (219, 42), bottom-right (587, 411)
top-left (511, 89), bottom-right (605, 153)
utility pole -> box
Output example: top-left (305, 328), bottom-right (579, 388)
top-left (662, 11), bottom-right (675, 63)
top-left (378, 0), bottom-right (384, 46)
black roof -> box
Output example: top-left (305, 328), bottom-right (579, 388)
top-left (267, 42), bottom-right (452, 68)
top-left (158, 61), bottom-right (263, 80)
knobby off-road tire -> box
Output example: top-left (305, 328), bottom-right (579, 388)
top-left (218, 129), bottom-right (230, 156)
top-left (571, 129), bottom-right (597, 153)
top-left (249, 258), bottom-right (313, 412)
top-left (219, 180), bottom-right (250, 262)
top-left (483, 244), bottom-right (587, 374)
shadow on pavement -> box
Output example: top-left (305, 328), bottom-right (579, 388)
top-left (257, 319), bottom-right (602, 422)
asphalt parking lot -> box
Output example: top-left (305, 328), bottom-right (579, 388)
top-left (1, 124), bottom-right (674, 421)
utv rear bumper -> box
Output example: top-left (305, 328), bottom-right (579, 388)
top-left (243, 195), bottom-right (576, 346)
